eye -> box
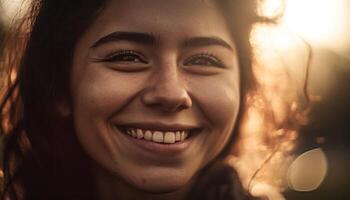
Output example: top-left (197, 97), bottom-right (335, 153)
top-left (184, 53), bottom-right (224, 68)
top-left (102, 50), bottom-right (148, 64)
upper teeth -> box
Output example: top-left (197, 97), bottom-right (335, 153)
top-left (125, 128), bottom-right (189, 144)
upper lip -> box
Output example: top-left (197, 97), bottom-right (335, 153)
top-left (115, 122), bottom-right (200, 131)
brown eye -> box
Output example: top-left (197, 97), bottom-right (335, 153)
top-left (103, 50), bottom-right (148, 64)
top-left (184, 53), bottom-right (224, 68)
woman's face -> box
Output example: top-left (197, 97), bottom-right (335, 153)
top-left (71, 0), bottom-right (240, 193)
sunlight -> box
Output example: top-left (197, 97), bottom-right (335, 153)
top-left (0, 0), bottom-right (29, 25)
top-left (283, 0), bottom-right (347, 46)
top-left (260, 0), bottom-right (349, 51)
top-left (258, 0), bottom-right (285, 18)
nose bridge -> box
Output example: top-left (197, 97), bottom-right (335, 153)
top-left (141, 59), bottom-right (192, 112)
top-left (156, 61), bottom-right (182, 92)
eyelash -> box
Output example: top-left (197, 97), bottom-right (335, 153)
top-left (100, 50), bottom-right (148, 63)
top-left (184, 53), bottom-right (225, 68)
top-left (97, 50), bottom-right (224, 68)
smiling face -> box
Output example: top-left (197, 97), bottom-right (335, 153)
top-left (70, 0), bottom-right (240, 193)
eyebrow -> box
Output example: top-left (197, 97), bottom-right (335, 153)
top-left (91, 31), bottom-right (233, 51)
top-left (91, 31), bottom-right (156, 48)
top-left (182, 36), bottom-right (234, 51)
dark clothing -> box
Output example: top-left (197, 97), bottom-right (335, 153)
top-left (188, 161), bottom-right (260, 200)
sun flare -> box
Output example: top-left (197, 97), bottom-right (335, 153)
top-left (259, 0), bottom-right (349, 50)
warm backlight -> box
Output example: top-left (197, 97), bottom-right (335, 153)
top-left (260, 0), bottom-right (349, 53)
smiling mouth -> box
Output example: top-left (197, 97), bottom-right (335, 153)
top-left (116, 126), bottom-right (200, 144)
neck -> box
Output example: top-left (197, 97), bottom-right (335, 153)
top-left (93, 164), bottom-right (193, 200)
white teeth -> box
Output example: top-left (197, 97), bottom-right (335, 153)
top-left (152, 131), bottom-right (164, 143)
top-left (131, 129), bottom-right (137, 138)
top-left (164, 132), bottom-right (175, 144)
top-left (181, 131), bottom-right (188, 141)
top-left (123, 128), bottom-right (191, 144)
top-left (184, 131), bottom-right (189, 139)
top-left (175, 131), bottom-right (181, 141)
top-left (136, 129), bottom-right (143, 139)
top-left (144, 130), bottom-right (152, 141)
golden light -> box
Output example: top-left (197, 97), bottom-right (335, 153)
top-left (258, 0), bottom-right (285, 18)
top-left (260, 0), bottom-right (350, 55)
top-left (283, 0), bottom-right (347, 46)
top-left (0, 0), bottom-right (30, 25)
top-left (0, 0), bottom-right (338, 199)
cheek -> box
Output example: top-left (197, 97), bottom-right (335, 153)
top-left (71, 66), bottom-right (148, 147)
top-left (70, 65), bottom-right (146, 162)
top-left (188, 73), bottom-right (240, 160)
top-left (71, 66), bottom-right (143, 118)
top-left (189, 73), bottom-right (240, 128)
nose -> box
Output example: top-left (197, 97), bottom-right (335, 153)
top-left (141, 67), bottom-right (192, 112)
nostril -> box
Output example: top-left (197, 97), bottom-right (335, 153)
top-left (140, 86), bottom-right (192, 112)
top-left (166, 100), bottom-right (191, 112)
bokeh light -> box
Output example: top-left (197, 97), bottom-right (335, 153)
top-left (287, 148), bottom-right (328, 192)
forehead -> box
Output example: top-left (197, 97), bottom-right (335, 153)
top-left (87, 0), bottom-right (233, 43)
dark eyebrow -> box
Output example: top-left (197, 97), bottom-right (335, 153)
top-left (182, 37), bottom-right (233, 51)
top-left (91, 31), bottom-right (156, 48)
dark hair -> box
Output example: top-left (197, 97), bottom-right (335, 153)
top-left (0, 0), bottom-right (269, 199)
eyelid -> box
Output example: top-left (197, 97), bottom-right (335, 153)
top-left (93, 49), bottom-right (148, 63)
top-left (184, 53), bottom-right (225, 67)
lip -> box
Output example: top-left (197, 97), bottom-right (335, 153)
top-left (113, 123), bottom-right (201, 155)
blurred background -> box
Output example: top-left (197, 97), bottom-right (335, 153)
top-left (0, 0), bottom-right (349, 199)
top-left (255, 0), bottom-right (350, 199)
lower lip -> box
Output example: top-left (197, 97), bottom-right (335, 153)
top-left (117, 128), bottom-right (196, 155)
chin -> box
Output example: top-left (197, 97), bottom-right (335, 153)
top-left (137, 182), bottom-right (184, 194)
top-left (126, 169), bottom-right (194, 194)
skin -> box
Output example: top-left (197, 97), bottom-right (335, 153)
top-left (70, 0), bottom-right (240, 199)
